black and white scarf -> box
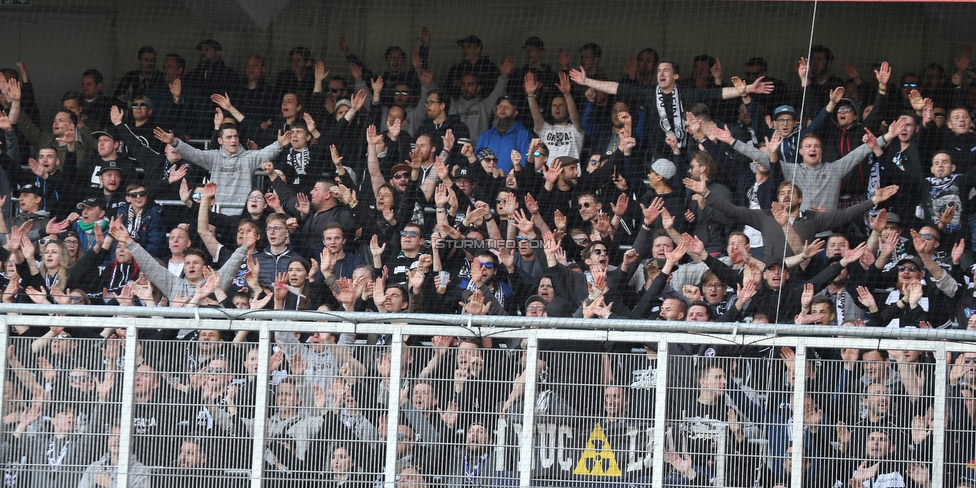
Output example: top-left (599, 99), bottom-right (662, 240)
top-left (656, 86), bottom-right (685, 147)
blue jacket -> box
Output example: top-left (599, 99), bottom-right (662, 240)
top-left (475, 121), bottom-right (533, 173)
top-left (116, 203), bottom-right (167, 257)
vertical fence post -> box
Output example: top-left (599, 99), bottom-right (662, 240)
top-left (789, 345), bottom-right (807, 488)
top-left (383, 327), bottom-right (405, 488)
top-left (116, 321), bottom-right (139, 487)
top-left (517, 333), bottom-right (540, 486)
top-left (249, 323), bottom-right (273, 488)
top-left (0, 318), bottom-right (9, 434)
top-left (931, 344), bottom-right (948, 488)
top-left (651, 340), bottom-right (670, 488)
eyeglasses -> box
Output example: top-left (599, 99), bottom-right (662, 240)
top-left (424, 100), bottom-right (442, 106)
top-left (327, 87), bottom-right (344, 93)
top-left (266, 226), bottom-right (287, 233)
top-left (588, 160), bottom-right (601, 166)
top-left (131, 103), bottom-right (149, 109)
top-left (702, 283), bottom-right (725, 289)
top-left (482, 157), bottom-right (498, 162)
top-left (774, 118), bottom-right (794, 124)
top-left (897, 265), bottom-right (919, 272)
top-left (572, 236), bottom-right (589, 244)
top-left (392, 172), bottom-right (409, 180)
top-left (247, 195), bottom-right (264, 202)
top-left (901, 82), bottom-right (918, 88)
top-left (127, 191), bottom-right (147, 198)
top-left (401, 230), bottom-right (420, 238)
top-left (394, 91), bottom-right (410, 96)
top-left (397, 434), bottom-right (410, 441)
top-left (590, 249), bottom-right (607, 255)
top-left (526, 306), bottom-right (546, 313)
top-left (69, 375), bottom-right (90, 384)
top-left (837, 106), bottom-right (854, 113)
top-left (918, 233), bottom-right (936, 241)
top-left (478, 261), bottom-right (494, 269)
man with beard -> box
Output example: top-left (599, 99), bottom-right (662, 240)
top-left (538, 156), bottom-right (580, 227)
top-left (526, 71), bottom-right (584, 160)
top-left (74, 132), bottom-right (135, 202)
top-left (415, 90), bottom-right (470, 165)
top-left (831, 427), bottom-right (907, 488)
top-left (449, 60), bottom-right (510, 146)
top-left (446, 422), bottom-right (500, 488)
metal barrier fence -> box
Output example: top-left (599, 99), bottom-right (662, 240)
top-left (2, 305), bottom-right (975, 488)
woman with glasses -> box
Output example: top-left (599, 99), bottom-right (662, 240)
top-left (115, 181), bottom-right (166, 257)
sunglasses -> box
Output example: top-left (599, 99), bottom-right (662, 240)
top-left (902, 83), bottom-right (918, 88)
top-left (897, 265), bottom-right (919, 272)
top-left (478, 261), bottom-right (494, 269)
top-left (392, 172), bottom-right (409, 180)
top-left (533, 151), bottom-right (548, 158)
top-left (934, 113), bottom-right (946, 118)
top-left (918, 233), bottom-right (936, 241)
top-left (837, 106), bottom-right (854, 113)
top-left (131, 103), bottom-right (149, 109)
top-left (394, 91), bottom-right (410, 96)
top-left (191, 192), bottom-right (202, 199)
top-left (401, 230), bottom-right (420, 238)
top-left (590, 249), bottom-right (607, 255)
top-left (127, 191), bottom-right (147, 198)
top-left (424, 100), bottom-right (442, 106)
top-left (580, 202), bottom-right (595, 208)
top-left (327, 87), bottom-right (344, 93)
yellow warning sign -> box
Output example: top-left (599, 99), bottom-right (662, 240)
top-left (573, 423), bottom-right (621, 476)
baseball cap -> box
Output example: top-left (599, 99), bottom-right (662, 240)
top-left (646, 158), bottom-right (676, 179)
top-left (773, 105), bottom-right (797, 119)
top-left (97, 161), bottom-right (124, 176)
top-left (91, 130), bottom-right (116, 141)
top-left (454, 167), bottom-right (473, 181)
top-left (19, 184), bottom-right (43, 197)
top-left (76, 197), bottom-right (105, 210)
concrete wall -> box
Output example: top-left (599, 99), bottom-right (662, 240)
top-left (1, 0), bottom-right (973, 121)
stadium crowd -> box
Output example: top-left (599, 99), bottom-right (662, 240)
top-left (2, 27), bottom-right (976, 487)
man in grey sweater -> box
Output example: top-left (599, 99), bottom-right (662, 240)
top-left (153, 123), bottom-right (291, 215)
top-left (685, 178), bottom-right (900, 263)
top-left (109, 217), bottom-right (253, 301)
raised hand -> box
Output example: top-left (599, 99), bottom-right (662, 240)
top-left (874, 61), bottom-right (891, 87)
top-left (153, 127), bottom-right (176, 145)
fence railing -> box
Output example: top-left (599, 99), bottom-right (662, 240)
top-left (2, 305), bottom-right (974, 488)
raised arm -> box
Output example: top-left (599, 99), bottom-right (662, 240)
top-left (568, 67), bottom-right (619, 95)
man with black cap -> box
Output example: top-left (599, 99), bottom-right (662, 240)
top-left (11, 183), bottom-right (53, 241)
top-left (474, 96), bottom-right (532, 173)
top-left (182, 39), bottom-right (239, 139)
top-left (184, 39), bottom-right (239, 99)
top-left (640, 158), bottom-right (689, 234)
top-left (91, 160), bottom-right (129, 213)
top-left (444, 35), bottom-right (499, 102)
top-left (74, 130), bottom-right (135, 202)
top-left (67, 197), bottom-right (108, 253)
